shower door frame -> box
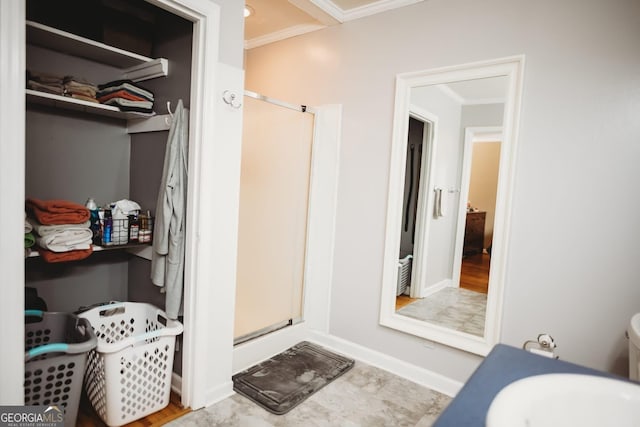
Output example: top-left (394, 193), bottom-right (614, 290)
top-left (234, 91), bottom-right (325, 345)
top-left (232, 101), bottom-right (342, 373)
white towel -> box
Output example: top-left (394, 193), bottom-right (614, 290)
top-left (434, 188), bottom-right (446, 218)
top-left (28, 218), bottom-right (90, 236)
top-left (36, 229), bottom-right (92, 252)
top-left (25, 212), bottom-right (33, 233)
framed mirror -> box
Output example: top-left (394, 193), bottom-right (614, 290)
top-left (379, 56), bottom-right (525, 355)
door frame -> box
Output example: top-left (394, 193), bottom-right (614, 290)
top-left (451, 126), bottom-right (503, 288)
top-left (407, 105), bottom-right (439, 298)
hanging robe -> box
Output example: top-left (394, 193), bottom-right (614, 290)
top-left (151, 99), bottom-right (188, 319)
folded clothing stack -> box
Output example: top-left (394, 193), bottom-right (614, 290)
top-left (27, 70), bottom-right (64, 96)
top-left (26, 198), bottom-right (93, 263)
top-left (24, 212), bottom-right (35, 257)
top-left (63, 76), bottom-right (99, 103)
top-left (97, 79), bottom-right (155, 114)
top-left (27, 70), bottom-right (100, 103)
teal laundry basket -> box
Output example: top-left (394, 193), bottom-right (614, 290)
top-left (24, 310), bottom-right (98, 427)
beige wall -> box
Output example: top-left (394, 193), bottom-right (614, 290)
top-left (468, 141), bottom-right (500, 248)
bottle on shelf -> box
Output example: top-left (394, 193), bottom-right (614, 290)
top-left (103, 209), bottom-right (113, 245)
top-left (128, 212), bottom-right (140, 242)
top-left (85, 198), bottom-right (101, 245)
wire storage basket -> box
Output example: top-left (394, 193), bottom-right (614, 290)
top-left (78, 302), bottom-right (183, 427)
top-left (24, 310), bottom-right (98, 427)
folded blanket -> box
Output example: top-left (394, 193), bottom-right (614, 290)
top-left (25, 232), bottom-right (36, 249)
top-left (36, 229), bottom-right (92, 252)
top-left (38, 247), bottom-right (93, 263)
top-left (26, 198), bottom-right (89, 225)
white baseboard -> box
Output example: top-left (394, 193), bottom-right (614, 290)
top-left (307, 330), bottom-right (463, 397)
top-left (204, 381), bottom-right (235, 408)
top-left (171, 371), bottom-right (234, 409)
top-left (192, 324), bottom-right (462, 410)
top-left (171, 372), bottom-right (182, 396)
top-left (421, 279), bottom-right (452, 297)
top-left (232, 322), bottom-right (310, 374)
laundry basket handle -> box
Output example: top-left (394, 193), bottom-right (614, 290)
top-left (24, 314), bottom-right (97, 361)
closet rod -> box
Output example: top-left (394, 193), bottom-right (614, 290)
top-left (243, 90), bottom-right (308, 113)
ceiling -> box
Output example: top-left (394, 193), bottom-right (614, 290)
top-left (244, 0), bottom-right (424, 49)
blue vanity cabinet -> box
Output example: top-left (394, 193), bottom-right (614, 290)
top-left (433, 344), bottom-right (627, 426)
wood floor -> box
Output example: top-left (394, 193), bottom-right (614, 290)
top-left (395, 252), bottom-right (490, 309)
top-left (76, 391), bottom-right (190, 427)
top-left (459, 252), bottom-right (490, 294)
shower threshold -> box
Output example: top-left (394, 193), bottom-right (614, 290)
top-left (234, 317), bottom-right (302, 346)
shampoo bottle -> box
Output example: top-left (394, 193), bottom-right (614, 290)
top-left (103, 209), bottom-right (113, 245)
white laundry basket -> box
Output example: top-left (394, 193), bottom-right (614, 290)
top-left (78, 302), bottom-right (183, 427)
top-left (397, 254), bottom-right (413, 296)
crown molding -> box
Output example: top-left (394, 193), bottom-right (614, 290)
top-left (245, 23), bottom-right (327, 49)
top-left (308, 0), bottom-right (424, 22)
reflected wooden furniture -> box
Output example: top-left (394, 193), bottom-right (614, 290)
top-left (463, 211), bottom-right (486, 256)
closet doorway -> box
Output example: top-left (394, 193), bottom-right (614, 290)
top-left (234, 92), bottom-right (315, 344)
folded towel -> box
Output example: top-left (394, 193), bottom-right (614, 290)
top-left (38, 247), bottom-right (93, 263)
top-left (26, 198), bottom-right (89, 225)
top-left (36, 228), bottom-right (92, 252)
top-left (25, 232), bottom-right (36, 249)
top-left (25, 212), bottom-right (33, 233)
top-left (28, 218), bottom-right (91, 236)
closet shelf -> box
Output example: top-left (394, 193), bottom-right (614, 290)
top-left (26, 89), bottom-right (156, 121)
top-left (26, 20), bottom-right (168, 82)
top-left (27, 244), bottom-right (152, 260)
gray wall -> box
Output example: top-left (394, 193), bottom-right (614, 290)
top-left (245, 0), bottom-right (640, 381)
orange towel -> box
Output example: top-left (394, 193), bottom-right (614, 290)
top-left (37, 247), bottom-right (93, 263)
top-left (26, 198), bottom-right (89, 225)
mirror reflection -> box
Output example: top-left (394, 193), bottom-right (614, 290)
top-left (395, 76), bottom-right (506, 337)
top-left (379, 56), bottom-right (524, 355)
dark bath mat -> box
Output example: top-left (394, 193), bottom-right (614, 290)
top-left (232, 341), bottom-right (355, 415)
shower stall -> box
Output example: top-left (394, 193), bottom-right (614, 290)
top-left (234, 91), bottom-right (315, 344)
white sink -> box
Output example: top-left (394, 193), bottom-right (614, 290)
top-left (486, 373), bottom-right (640, 427)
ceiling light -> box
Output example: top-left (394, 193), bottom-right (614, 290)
top-left (244, 5), bottom-right (254, 18)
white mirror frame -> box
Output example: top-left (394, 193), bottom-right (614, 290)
top-left (379, 55), bottom-right (525, 356)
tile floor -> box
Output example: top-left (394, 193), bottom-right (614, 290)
top-left (166, 361), bottom-right (452, 426)
top-left (396, 287), bottom-right (486, 336)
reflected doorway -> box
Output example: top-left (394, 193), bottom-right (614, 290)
top-left (395, 125), bottom-right (502, 337)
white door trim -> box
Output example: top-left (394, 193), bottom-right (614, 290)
top-left (451, 126), bottom-right (503, 288)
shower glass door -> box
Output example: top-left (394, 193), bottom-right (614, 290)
top-left (234, 94), bottom-right (314, 343)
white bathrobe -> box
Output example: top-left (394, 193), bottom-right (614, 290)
top-left (151, 99), bottom-right (188, 319)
